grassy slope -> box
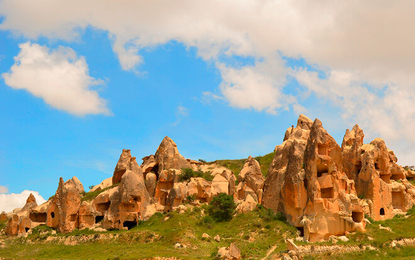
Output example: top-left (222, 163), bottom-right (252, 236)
top-left (211, 152), bottom-right (275, 178)
top-left (5, 155), bottom-right (415, 259)
top-left (0, 207), bottom-right (296, 259)
top-left (5, 207), bottom-right (415, 259)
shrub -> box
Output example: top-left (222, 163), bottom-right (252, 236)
top-left (256, 204), bottom-right (285, 222)
top-left (81, 183), bottom-right (119, 202)
top-left (179, 168), bottom-right (213, 182)
top-left (185, 194), bottom-right (196, 204)
top-left (207, 193), bottom-right (236, 222)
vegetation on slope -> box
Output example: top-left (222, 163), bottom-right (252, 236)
top-left (0, 205), bottom-right (296, 259)
top-left (4, 205), bottom-right (415, 259)
top-left (179, 168), bottom-right (214, 182)
top-left (211, 151), bottom-right (275, 178)
top-left (81, 183), bottom-right (119, 202)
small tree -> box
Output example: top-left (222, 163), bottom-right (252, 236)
top-left (208, 193), bottom-right (236, 222)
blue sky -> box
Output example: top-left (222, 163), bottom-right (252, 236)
top-left (1, 1), bottom-right (415, 211)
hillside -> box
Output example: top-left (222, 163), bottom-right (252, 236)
top-left (3, 204), bottom-right (415, 259)
top-left (4, 114), bottom-right (415, 259)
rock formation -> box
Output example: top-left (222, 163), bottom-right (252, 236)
top-left (262, 115), bottom-right (415, 241)
top-left (237, 156), bottom-right (264, 203)
top-left (4, 193), bottom-right (38, 236)
top-left (47, 177), bottom-right (84, 233)
top-left (5, 117), bottom-right (415, 242)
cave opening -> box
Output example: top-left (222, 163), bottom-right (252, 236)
top-left (95, 216), bottom-right (104, 223)
top-left (123, 221), bottom-right (137, 230)
top-left (29, 212), bottom-right (47, 222)
top-left (321, 187), bottom-right (334, 198)
top-left (296, 226), bottom-right (304, 237)
top-left (352, 211), bottom-right (363, 222)
top-left (380, 208), bottom-right (385, 216)
top-left (375, 162), bottom-right (380, 170)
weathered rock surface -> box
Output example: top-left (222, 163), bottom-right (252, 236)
top-left (47, 177), bottom-right (84, 233)
top-left (90, 177), bottom-right (112, 192)
top-left (217, 243), bottom-right (241, 260)
top-left (237, 156), bottom-right (264, 203)
top-left (262, 114), bottom-right (415, 242)
top-left (0, 211), bottom-right (7, 221)
top-left (6, 123), bottom-right (415, 243)
top-left (112, 149), bottom-right (131, 184)
top-left (5, 193), bottom-right (39, 236)
top-left (154, 136), bottom-right (192, 174)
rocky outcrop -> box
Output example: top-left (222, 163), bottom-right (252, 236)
top-left (154, 137), bottom-right (192, 174)
top-left (90, 177), bottom-right (112, 192)
top-left (0, 211), bottom-right (7, 221)
top-left (262, 114), bottom-right (415, 242)
top-left (237, 156), bottom-right (264, 203)
top-left (112, 149), bottom-right (135, 184)
top-left (262, 114), bottom-right (312, 225)
top-left (47, 177), bottom-right (84, 233)
top-left (5, 193), bottom-right (39, 236)
top-left (6, 122), bottom-right (415, 242)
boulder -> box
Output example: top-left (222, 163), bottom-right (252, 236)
top-left (237, 156), bottom-right (264, 203)
top-left (217, 243), bottom-right (241, 260)
top-left (90, 177), bottom-right (112, 192)
top-left (236, 194), bottom-right (257, 213)
top-left (187, 177), bottom-right (211, 203)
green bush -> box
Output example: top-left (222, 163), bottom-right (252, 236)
top-left (82, 183), bottom-right (119, 202)
top-left (185, 194), bottom-right (196, 204)
top-left (207, 193), bottom-right (236, 222)
top-left (256, 204), bottom-right (285, 222)
top-left (179, 168), bottom-right (213, 182)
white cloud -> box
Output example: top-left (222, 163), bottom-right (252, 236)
top-left (218, 57), bottom-right (293, 114)
top-left (2, 42), bottom-right (111, 116)
top-left (0, 186), bottom-right (8, 194)
top-left (172, 105), bottom-right (189, 126)
top-left (2, 1), bottom-right (415, 162)
top-left (0, 190), bottom-right (46, 213)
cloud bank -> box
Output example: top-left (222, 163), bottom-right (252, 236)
top-left (0, 190), bottom-right (46, 213)
top-left (1, 1), bottom-right (415, 162)
top-left (2, 42), bottom-right (110, 116)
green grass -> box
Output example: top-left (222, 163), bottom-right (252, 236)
top-left (179, 168), bottom-right (214, 182)
top-left (4, 205), bottom-right (415, 259)
top-left (0, 220), bottom-right (6, 231)
top-left (81, 183), bottom-right (119, 202)
top-left (0, 205), bottom-right (296, 259)
top-left (303, 246), bottom-right (415, 260)
top-left (210, 152), bottom-right (275, 178)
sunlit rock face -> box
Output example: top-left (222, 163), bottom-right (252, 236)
top-left (5, 117), bottom-right (415, 241)
top-left (262, 114), bottom-right (415, 242)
